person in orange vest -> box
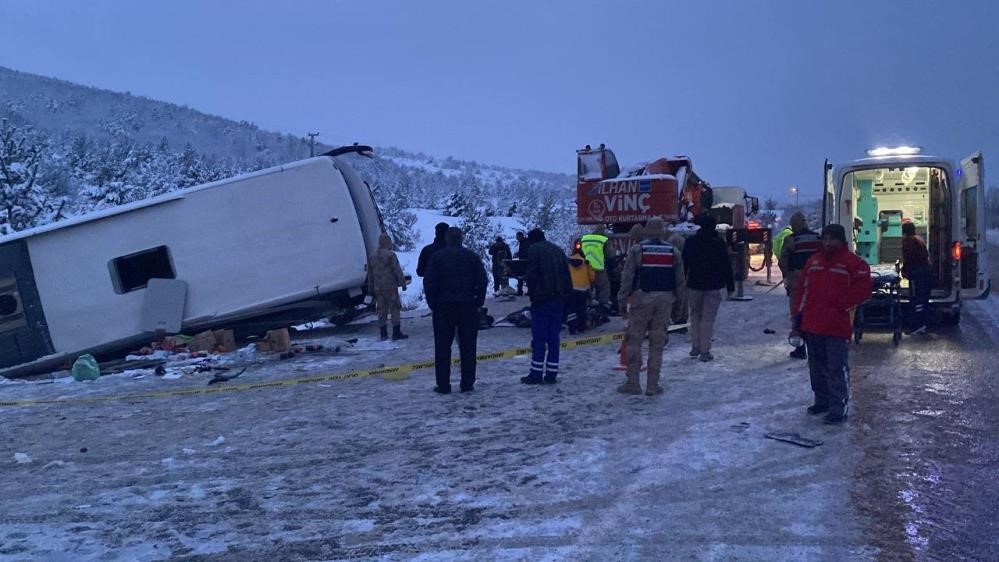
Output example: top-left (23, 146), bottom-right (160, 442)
top-left (567, 249), bottom-right (595, 334)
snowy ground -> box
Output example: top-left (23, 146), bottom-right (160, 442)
top-left (1, 244), bottom-right (997, 560)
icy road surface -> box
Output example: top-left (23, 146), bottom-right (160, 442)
top-left (1, 248), bottom-right (997, 560)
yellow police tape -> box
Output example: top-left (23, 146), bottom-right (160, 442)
top-left (0, 331), bottom-right (638, 409)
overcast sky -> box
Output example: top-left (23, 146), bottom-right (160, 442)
top-left (1, 0), bottom-right (997, 200)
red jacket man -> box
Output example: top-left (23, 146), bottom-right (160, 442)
top-left (790, 224), bottom-right (872, 424)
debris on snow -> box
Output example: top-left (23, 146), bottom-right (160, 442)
top-left (209, 436), bottom-right (226, 446)
top-left (14, 452), bottom-right (32, 464)
top-left (764, 432), bottom-right (824, 448)
top-left (43, 460), bottom-right (67, 469)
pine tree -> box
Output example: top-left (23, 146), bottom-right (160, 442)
top-left (0, 121), bottom-right (65, 234)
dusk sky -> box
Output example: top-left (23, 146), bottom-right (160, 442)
top-left (1, 0), bottom-right (997, 201)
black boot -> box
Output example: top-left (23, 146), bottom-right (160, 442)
top-left (392, 325), bottom-right (409, 340)
top-left (379, 326), bottom-right (389, 341)
top-left (789, 346), bottom-right (807, 360)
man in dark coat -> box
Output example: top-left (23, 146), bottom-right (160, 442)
top-left (424, 227), bottom-right (488, 394)
top-left (521, 228), bottom-right (572, 385)
top-left (416, 222), bottom-right (450, 278)
top-left (681, 214), bottom-right (734, 361)
top-left (488, 236), bottom-right (512, 294)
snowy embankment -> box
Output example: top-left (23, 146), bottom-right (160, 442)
top-left (397, 209), bottom-right (524, 310)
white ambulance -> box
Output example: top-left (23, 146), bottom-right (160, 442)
top-left (822, 147), bottom-right (989, 325)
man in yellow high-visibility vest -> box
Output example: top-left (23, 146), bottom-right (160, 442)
top-left (580, 225), bottom-right (614, 310)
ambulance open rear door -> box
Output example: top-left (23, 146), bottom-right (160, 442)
top-left (959, 151), bottom-right (990, 299)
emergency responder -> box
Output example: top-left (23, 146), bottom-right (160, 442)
top-left (580, 225), bottom-right (614, 311)
top-left (901, 221), bottom-right (931, 335)
top-left (773, 222), bottom-right (793, 266)
top-left (790, 224), bottom-right (872, 425)
top-left (778, 212), bottom-right (821, 359)
top-left (521, 228), bottom-right (572, 385)
top-left (368, 233), bottom-right (409, 340)
top-left (617, 217), bottom-right (686, 396)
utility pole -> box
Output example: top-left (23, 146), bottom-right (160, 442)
top-left (307, 132), bottom-right (319, 157)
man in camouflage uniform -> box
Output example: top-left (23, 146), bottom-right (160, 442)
top-left (617, 217), bottom-right (686, 396)
top-left (368, 233), bottom-right (409, 340)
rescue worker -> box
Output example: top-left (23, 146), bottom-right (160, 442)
top-left (790, 224), bottom-right (872, 425)
top-left (416, 221), bottom-right (450, 278)
top-left (567, 249), bottom-right (595, 334)
top-left (368, 233), bottom-right (409, 341)
top-left (901, 221), bottom-right (931, 335)
top-left (580, 225), bottom-right (614, 311)
top-left (521, 228), bottom-right (572, 385)
top-left (772, 222), bottom-right (793, 266)
top-left (617, 217), bottom-right (686, 396)
top-left (424, 228), bottom-right (488, 394)
top-left (682, 214), bottom-right (734, 361)
top-left (778, 212), bottom-right (822, 359)
top-left (488, 236), bottom-right (512, 295)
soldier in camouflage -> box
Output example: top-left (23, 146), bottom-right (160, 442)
top-left (368, 233), bottom-right (409, 340)
top-left (617, 217), bottom-right (687, 396)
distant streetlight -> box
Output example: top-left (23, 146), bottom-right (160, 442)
top-left (307, 132), bottom-right (320, 157)
top-left (789, 186), bottom-right (799, 206)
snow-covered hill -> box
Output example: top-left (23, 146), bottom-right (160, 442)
top-left (0, 65), bottom-right (577, 248)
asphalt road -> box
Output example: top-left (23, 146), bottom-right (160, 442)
top-left (848, 240), bottom-right (999, 561)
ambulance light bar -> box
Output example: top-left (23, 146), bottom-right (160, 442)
top-left (866, 146), bottom-right (923, 157)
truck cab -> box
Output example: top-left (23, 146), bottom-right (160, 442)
top-left (822, 148), bottom-right (989, 324)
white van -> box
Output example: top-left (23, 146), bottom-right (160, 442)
top-left (822, 147), bottom-right (990, 324)
top-left (0, 146), bottom-right (383, 377)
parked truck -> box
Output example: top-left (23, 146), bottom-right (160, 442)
top-left (822, 146), bottom-right (990, 324)
top-left (0, 146), bottom-right (383, 377)
top-left (575, 143), bottom-right (712, 253)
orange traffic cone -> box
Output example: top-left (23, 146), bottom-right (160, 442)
top-left (613, 324), bottom-right (644, 372)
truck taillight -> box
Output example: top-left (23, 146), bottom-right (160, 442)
top-left (952, 242), bottom-right (962, 261)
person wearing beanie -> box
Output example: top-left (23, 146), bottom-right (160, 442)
top-left (617, 217), bottom-right (686, 396)
top-left (790, 222), bottom-right (872, 425)
top-left (368, 233), bottom-right (409, 340)
top-left (521, 228), bottom-right (572, 385)
top-left (778, 211), bottom-right (822, 359)
top-left (424, 227), bottom-right (488, 394)
top-left (681, 213), bottom-right (734, 362)
top-left (416, 221), bottom-right (450, 278)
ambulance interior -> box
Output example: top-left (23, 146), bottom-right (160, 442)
top-left (844, 166), bottom-right (952, 292)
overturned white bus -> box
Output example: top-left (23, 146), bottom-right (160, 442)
top-left (0, 146), bottom-right (383, 377)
